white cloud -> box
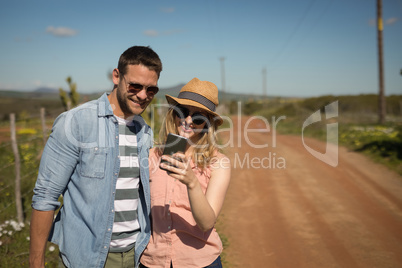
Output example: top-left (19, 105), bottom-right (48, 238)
top-left (385, 17), bottom-right (398, 25)
top-left (143, 29), bottom-right (159, 37)
top-left (160, 7), bottom-right (175, 13)
top-left (46, 26), bottom-right (78, 37)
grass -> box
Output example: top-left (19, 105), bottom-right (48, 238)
top-left (339, 123), bottom-right (402, 175)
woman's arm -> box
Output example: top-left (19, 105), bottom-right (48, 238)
top-left (160, 153), bottom-right (231, 231)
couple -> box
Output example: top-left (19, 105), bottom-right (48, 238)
top-left (29, 46), bottom-right (231, 268)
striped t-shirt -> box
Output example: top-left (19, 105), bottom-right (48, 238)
top-left (109, 116), bottom-right (141, 252)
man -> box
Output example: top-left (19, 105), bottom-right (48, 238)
top-left (29, 46), bottom-right (162, 268)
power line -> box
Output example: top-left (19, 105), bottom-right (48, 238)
top-left (268, 0), bottom-right (317, 72)
top-left (262, 67), bottom-right (267, 97)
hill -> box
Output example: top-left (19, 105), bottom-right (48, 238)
top-left (2, 86), bottom-right (400, 123)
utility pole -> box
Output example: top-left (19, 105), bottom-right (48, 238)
top-left (262, 67), bottom-right (267, 98)
top-left (219, 57), bottom-right (226, 93)
top-left (377, 0), bottom-right (386, 124)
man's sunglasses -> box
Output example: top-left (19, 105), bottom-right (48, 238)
top-left (122, 75), bottom-right (159, 97)
top-left (127, 83), bottom-right (159, 97)
top-left (173, 106), bottom-right (208, 125)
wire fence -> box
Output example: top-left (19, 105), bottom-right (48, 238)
top-left (0, 107), bottom-right (54, 224)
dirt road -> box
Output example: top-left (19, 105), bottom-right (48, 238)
top-left (219, 116), bottom-right (402, 268)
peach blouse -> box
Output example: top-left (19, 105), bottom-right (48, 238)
top-left (140, 149), bottom-right (222, 268)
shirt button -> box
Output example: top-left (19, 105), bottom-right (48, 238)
top-left (116, 136), bottom-right (118, 139)
top-left (104, 246), bottom-right (107, 249)
top-left (108, 228), bottom-right (111, 231)
top-left (95, 147), bottom-right (98, 151)
top-left (168, 226), bottom-right (171, 229)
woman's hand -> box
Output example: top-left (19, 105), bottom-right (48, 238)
top-left (160, 153), bottom-right (198, 189)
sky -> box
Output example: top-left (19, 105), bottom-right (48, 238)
top-left (0, 0), bottom-right (401, 97)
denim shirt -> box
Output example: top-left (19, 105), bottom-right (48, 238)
top-left (32, 93), bottom-right (153, 268)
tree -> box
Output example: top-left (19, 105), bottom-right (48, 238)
top-left (59, 76), bottom-right (79, 111)
top-left (67, 76), bottom-right (79, 107)
top-left (59, 88), bottom-right (70, 111)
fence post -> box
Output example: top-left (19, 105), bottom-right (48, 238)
top-left (10, 113), bottom-right (24, 223)
top-left (40, 107), bottom-right (47, 146)
top-left (400, 101), bottom-right (402, 116)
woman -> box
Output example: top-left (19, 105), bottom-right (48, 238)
top-left (140, 78), bottom-right (231, 268)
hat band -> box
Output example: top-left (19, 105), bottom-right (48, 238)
top-left (177, 91), bottom-right (216, 112)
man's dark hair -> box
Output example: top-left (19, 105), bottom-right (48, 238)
top-left (118, 46), bottom-right (162, 77)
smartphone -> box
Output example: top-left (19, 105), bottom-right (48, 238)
top-left (161, 133), bottom-right (188, 170)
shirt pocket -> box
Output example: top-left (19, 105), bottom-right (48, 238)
top-left (79, 147), bottom-right (107, 179)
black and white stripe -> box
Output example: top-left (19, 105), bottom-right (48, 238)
top-left (109, 116), bottom-right (140, 252)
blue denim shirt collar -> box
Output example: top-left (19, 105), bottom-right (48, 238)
top-left (98, 93), bottom-right (115, 117)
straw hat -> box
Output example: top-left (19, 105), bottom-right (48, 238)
top-left (165, 77), bottom-right (223, 126)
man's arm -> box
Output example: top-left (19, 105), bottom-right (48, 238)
top-left (30, 111), bottom-right (82, 267)
top-left (29, 209), bottom-right (55, 268)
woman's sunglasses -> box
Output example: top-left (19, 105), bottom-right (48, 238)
top-left (173, 106), bottom-right (208, 125)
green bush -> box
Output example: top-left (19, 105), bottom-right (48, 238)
top-left (339, 124), bottom-right (402, 174)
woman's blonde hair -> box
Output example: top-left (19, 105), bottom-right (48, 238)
top-left (156, 106), bottom-right (221, 170)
